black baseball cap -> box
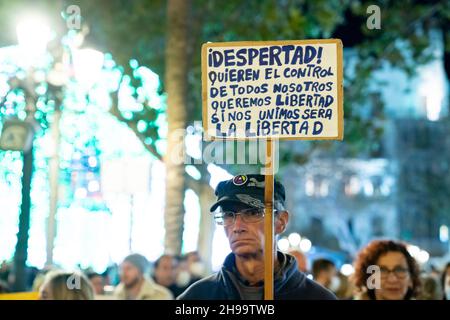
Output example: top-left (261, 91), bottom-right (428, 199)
top-left (210, 174), bottom-right (286, 212)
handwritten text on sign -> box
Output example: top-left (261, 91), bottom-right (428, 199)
top-left (202, 40), bottom-right (343, 140)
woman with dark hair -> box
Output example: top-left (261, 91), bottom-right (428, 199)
top-left (441, 262), bottom-right (450, 300)
top-left (353, 240), bottom-right (421, 300)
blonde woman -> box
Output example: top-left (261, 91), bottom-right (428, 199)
top-left (39, 271), bottom-right (94, 300)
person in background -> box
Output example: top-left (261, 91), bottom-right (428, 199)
top-left (103, 263), bottom-right (120, 287)
top-left (429, 264), bottom-right (441, 279)
top-left (86, 272), bottom-right (105, 296)
top-left (288, 249), bottom-right (308, 273)
top-left (39, 271), bottom-right (94, 300)
top-left (153, 254), bottom-right (184, 297)
top-left (0, 261), bottom-right (10, 283)
top-left (32, 266), bottom-right (62, 293)
top-left (185, 251), bottom-right (207, 281)
top-left (334, 272), bottom-right (356, 300)
top-left (174, 252), bottom-right (205, 295)
top-left (419, 274), bottom-right (442, 300)
top-left (441, 262), bottom-right (450, 300)
top-left (174, 255), bottom-right (191, 289)
top-left (0, 261), bottom-right (13, 290)
top-left (27, 267), bottom-right (40, 291)
top-left (0, 279), bottom-right (9, 293)
top-left (114, 253), bottom-right (172, 300)
top-left (353, 240), bottom-right (421, 300)
top-left (312, 258), bottom-right (337, 290)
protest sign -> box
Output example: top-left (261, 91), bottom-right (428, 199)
top-left (202, 39), bottom-right (343, 141)
top-left (201, 39), bottom-right (343, 300)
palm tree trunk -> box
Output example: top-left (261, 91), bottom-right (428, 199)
top-left (13, 145), bottom-right (33, 291)
top-left (164, 0), bottom-right (189, 254)
top-left (197, 180), bottom-right (215, 273)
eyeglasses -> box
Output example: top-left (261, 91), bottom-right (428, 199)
top-left (214, 208), bottom-right (278, 226)
top-left (379, 266), bottom-right (409, 279)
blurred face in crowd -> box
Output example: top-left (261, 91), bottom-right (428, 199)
top-left (120, 262), bottom-right (142, 288)
top-left (374, 251), bottom-right (412, 300)
top-left (154, 255), bottom-right (177, 287)
top-left (186, 252), bottom-right (200, 265)
top-left (445, 266), bottom-right (450, 284)
top-left (320, 265), bottom-right (337, 288)
top-left (221, 203), bottom-right (288, 258)
top-left (90, 275), bottom-right (104, 295)
top-left (445, 265), bottom-right (450, 299)
top-left (0, 261), bottom-right (8, 272)
top-left (186, 252), bottom-right (205, 278)
top-left (39, 273), bottom-right (94, 300)
top-left (39, 281), bottom-right (54, 300)
top-left (289, 250), bottom-right (308, 273)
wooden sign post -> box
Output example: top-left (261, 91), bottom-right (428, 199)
top-left (202, 40), bottom-right (343, 299)
top-left (263, 138), bottom-right (275, 299)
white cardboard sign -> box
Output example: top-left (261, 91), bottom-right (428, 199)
top-left (202, 39), bottom-right (343, 141)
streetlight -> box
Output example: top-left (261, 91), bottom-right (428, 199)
top-left (407, 245), bottom-right (420, 258)
top-left (277, 238), bottom-right (290, 252)
top-left (72, 48), bottom-right (104, 90)
top-left (440, 225), bottom-right (450, 255)
top-left (42, 30), bottom-right (104, 266)
top-left (299, 238), bottom-right (312, 253)
top-left (407, 244), bottom-right (430, 264)
top-left (16, 14), bottom-right (53, 67)
top-left (288, 232), bottom-right (301, 247)
top-left (440, 225), bottom-right (449, 242)
top-left (5, 14), bottom-right (52, 292)
top-left (416, 250), bottom-right (430, 264)
top-left (340, 263), bottom-right (354, 276)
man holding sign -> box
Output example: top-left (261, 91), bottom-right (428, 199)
top-left (178, 174), bottom-right (336, 300)
top-left (192, 39), bottom-right (343, 299)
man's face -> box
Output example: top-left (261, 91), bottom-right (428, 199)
top-left (154, 256), bottom-right (177, 287)
top-left (221, 203), bottom-right (288, 257)
top-left (120, 261), bottom-right (142, 288)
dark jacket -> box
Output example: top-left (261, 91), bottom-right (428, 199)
top-left (178, 252), bottom-right (336, 300)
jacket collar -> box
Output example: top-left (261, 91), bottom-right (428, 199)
top-left (220, 251), bottom-right (305, 295)
top-left (115, 277), bottom-right (160, 300)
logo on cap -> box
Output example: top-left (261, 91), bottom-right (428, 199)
top-left (233, 175), bottom-right (247, 186)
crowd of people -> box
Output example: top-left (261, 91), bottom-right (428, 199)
top-left (1, 243), bottom-right (449, 300)
top-left (290, 241), bottom-right (450, 300)
top-left (0, 251), bottom-right (206, 300)
top-left (1, 175), bottom-right (449, 300)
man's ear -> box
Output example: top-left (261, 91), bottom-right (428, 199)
top-left (275, 211), bottom-right (289, 234)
